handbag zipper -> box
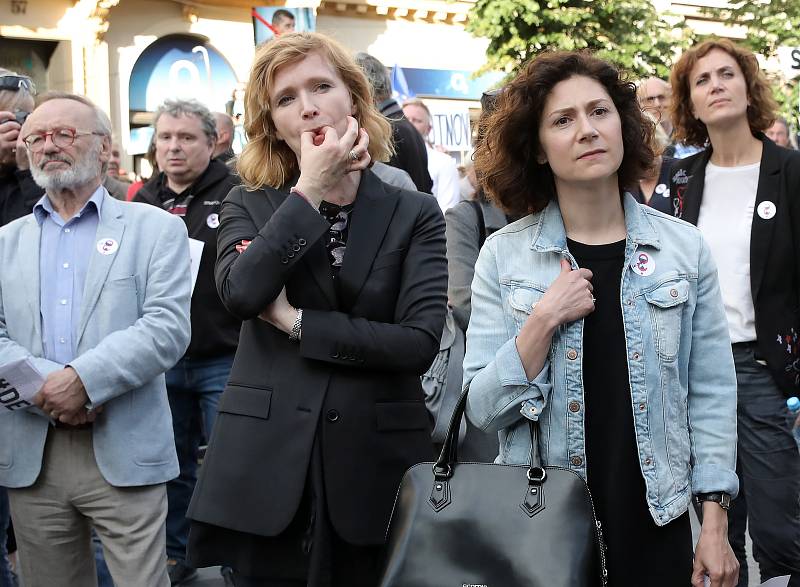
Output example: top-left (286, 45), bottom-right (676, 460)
top-left (539, 465), bottom-right (609, 586)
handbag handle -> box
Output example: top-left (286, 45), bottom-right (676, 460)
top-left (433, 385), bottom-right (545, 483)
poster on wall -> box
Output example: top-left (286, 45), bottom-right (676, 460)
top-left (252, 7), bottom-right (316, 45)
top-left (129, 34), bottom-right (239, 115)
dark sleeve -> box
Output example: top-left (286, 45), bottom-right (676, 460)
top-left (16, 169), bottom-right (44, 214)
top-left (299, 196), bottom-right (448, 374)
top-left (445, 201), bottom-right (481, 331)
top-left (215, 187), bottom-right (330, 320)
top-left (388, 122), bottom-right (433, 194)
top-left (785, 151), bottom-right (800, 309)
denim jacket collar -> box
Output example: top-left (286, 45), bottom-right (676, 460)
top-left (530, 192), bottom-right (662, 253)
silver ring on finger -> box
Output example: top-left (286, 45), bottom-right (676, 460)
top-left (590, 294), bottom-right (596, 304)
top-left (50, 411), bottom-right (59, 419)
top-left (348, 149), bottom-right (359, 161)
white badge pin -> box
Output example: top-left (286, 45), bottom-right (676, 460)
top-left (655, 183), bottom-right (666, 195)
top-left (206, 213), bottom-right (220, 229)
top-left (631, 252), bottom-right (655, 276)
top-left (96, 238), bottom-right (118, 255)
top-left (757, 201), bottom-right (776, 220)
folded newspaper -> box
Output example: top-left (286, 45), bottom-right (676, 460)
top-left (0, 357), bottom-right (49, 420)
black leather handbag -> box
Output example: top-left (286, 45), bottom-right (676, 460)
top-left (379, 387), bottom-right (608, 587)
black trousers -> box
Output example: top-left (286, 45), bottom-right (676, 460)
top-left (728, 345), bottom-right (800, 586)
top-left (189, 429), bottom-right (384, 587)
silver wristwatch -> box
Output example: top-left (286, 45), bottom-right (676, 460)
top-left (289, 308), bottom-right (303, 342)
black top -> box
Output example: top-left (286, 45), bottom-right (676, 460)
top-left (632, 156), bottom-right (674, 216)
top-left (568, 238), bottom-right (692, 586)
top-left (0, 167), bottom-right (44, 228)
top-left (379, 99), bottom-right (434, 194)
top-left (135, 158), bottom-right (241, 358)
top-left (318, 200), bottom-right (355, 276)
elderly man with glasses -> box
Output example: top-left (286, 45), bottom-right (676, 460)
top-left (0, 92), bottom-right (192, 587)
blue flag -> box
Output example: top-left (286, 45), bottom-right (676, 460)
top-left (391, 64), bottom-right (415, 102)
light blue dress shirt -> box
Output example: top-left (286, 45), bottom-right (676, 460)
top-left (33, 185), bottom-right (105, 365)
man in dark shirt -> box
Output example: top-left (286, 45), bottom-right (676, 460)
top-left (354, 52), bottom-right (433, 194)
top-left (0, 70), bottom-right (42, 228)
top-left (134, 98), bottom-right (240, 585)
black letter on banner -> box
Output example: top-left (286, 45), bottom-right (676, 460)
top-left (0, 388), bottom-right (20, 404)
top-left (792, 49), bottom-right (800, 69)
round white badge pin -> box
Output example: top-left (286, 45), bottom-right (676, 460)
top-left (757, 201), bottom-right (776, 220)
top-left (655, 183), bottom-right (666, 195)
top-left (96, 238), bottom-right (118, 255)
top-left (631, 252), bottom-right (655, 276)
top-left (206, 213), bottom-right (220, 229)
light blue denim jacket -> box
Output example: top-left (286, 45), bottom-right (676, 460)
top-left (463, 193), bottom-right (738, 526)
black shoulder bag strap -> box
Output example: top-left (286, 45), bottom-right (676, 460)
top-left (469, 199), bottom-right (487, 249)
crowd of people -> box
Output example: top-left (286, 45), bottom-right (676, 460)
top-left (0, 25), bottom-right (799, 587)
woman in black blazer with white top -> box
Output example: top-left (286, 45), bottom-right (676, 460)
top-left (670, 38), bottom-right (800, 585)
top-left (186, 33), bottom-right (447, 587)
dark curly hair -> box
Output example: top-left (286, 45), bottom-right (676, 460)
top-left (670, 38), bottom-right (777, 147)
top-left (473, 51), bottom-right (655, 218)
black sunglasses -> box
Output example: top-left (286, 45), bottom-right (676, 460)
top-left (0, 75), bottom-right (35, 94)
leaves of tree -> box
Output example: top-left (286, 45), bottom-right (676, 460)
top-left (467, 0), bottom-right (695, 79)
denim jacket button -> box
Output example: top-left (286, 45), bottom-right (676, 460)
top-left (632, 351), bottom-right (641, 360)
top-left (638, 402), bottom-right (646, 411)
top-left (670, 288), bottom-right (679, 298)
top-left (644, 458), bottom-right (652, 465)
top-left (567, 349), bottom-right (578, 360)
top-left (568, 401), bottom-right (581, 413)
top-left (570, 456), bottom-right (583, 466)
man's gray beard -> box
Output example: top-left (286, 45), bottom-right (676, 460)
top-left (31, 140), bottom-right (103, 193)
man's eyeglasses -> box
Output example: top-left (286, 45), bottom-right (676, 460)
top-left (22, 127), bottom-right (105, 152)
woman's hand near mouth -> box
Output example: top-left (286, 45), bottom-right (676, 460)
top-left (294, 116), bottom-right (370, 206)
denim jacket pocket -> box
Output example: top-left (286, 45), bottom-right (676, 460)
top-left (507, 283), bottom-right (545, 332)
top-left (644, 280), bottom-right (689, 362)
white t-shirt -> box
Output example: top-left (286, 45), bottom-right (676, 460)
top-left (426, 146), bottom-right (461, 212)
top-left (697, 161), bottom-right (760, 343)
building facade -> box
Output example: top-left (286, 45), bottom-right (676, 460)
top-left (0, 0), bottom-right (742, 172)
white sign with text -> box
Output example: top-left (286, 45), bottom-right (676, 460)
top-left (777, 46), bottom-right (800, 80)
top-left (427, 104), bottom-right (472, 151)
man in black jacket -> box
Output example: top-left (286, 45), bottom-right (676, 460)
top-left (355, 52), bottom-right (433, 194)
top-left (134, 99), bottom-right (240, 585)
top-left (0, 71), bottom-right (41, 228)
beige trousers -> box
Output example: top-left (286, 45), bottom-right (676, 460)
top-left (8, 427), bottom-right (170, 587)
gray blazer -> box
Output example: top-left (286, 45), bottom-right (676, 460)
top-left (0, 190), bottom-right (191, 488)
top-left (445, 199), bottom-right (508, 331)
top-left (371, 161), bottom-right (416, 191)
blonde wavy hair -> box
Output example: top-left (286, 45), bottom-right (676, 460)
top-left (238, 32), bottom-right (393, 190)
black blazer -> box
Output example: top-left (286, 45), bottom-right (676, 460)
top-left (670, 134), bottom-right (800, 396)
top-left (187, 170), bottom-right (447, 546)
